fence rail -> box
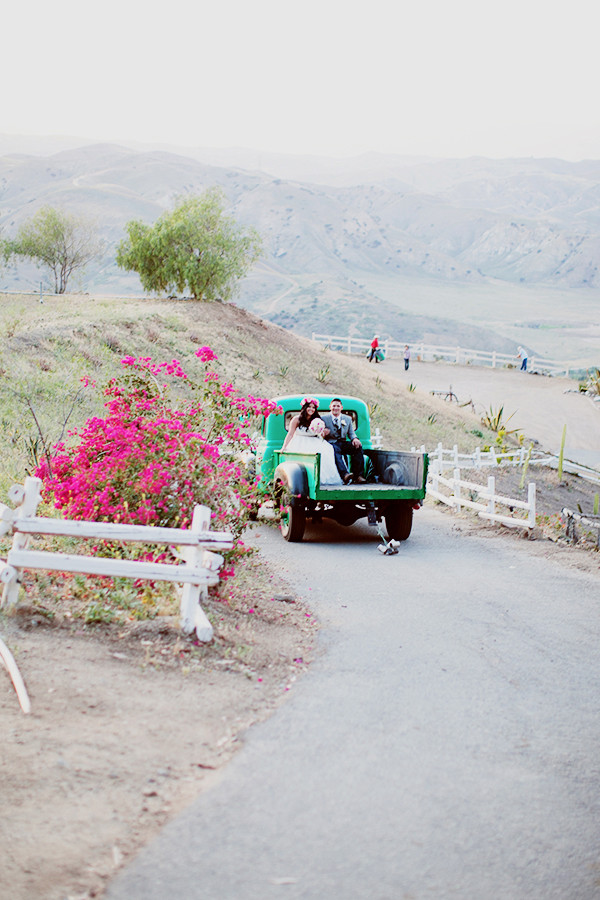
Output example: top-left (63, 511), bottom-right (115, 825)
top-left (1, 477), bottom-right (233, 643)
top-left (312, 333), bottom-right (577, 378)
top-left (412, 442), bottom-right (600, 486)
top-left (415, 442), bottom-right (533, 471)
top-left (427, 465), bottom-right (536, 529)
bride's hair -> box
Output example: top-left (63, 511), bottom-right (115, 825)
top-left (299, 400), bottom-right (321, 428)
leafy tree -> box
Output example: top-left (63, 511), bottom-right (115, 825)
top-left (7, 206), bottom-right (103, 294)
top-left (116, 188), bottom-right (262, 301)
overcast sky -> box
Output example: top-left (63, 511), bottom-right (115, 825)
top-left (4, 0), bottom-right (599, 161)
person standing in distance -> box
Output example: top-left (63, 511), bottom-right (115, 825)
top-left (403, 344), bottom-right (411, 371)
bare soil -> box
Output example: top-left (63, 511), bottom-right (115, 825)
top-left (0, 544), bottom-right (318, 900)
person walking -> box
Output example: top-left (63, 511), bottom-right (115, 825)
top-left (403, 345), bottom-right (411, 371)
top-left (368, 335), bottom-right (380, 363)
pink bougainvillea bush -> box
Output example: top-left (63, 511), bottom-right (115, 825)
top-left (36, 347), bottom-right (279, 567)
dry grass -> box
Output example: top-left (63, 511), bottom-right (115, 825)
top-left (0, 291), bottom-right (498, 495)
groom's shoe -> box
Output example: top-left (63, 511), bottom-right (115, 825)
top-left (342, 473), bottom-right (353, 485)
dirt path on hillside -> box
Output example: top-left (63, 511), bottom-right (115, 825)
top-left (383, 359), bottom-right (600, 469)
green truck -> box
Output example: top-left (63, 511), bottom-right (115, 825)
top-left (255, 394), bottom-right (428, 543)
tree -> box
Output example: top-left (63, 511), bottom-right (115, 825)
top-left (7, 206), bottom-right (104, 294)
top-left (116, 188), bottom-right (262, 301)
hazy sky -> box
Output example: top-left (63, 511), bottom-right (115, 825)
top-left (4, 0), bottom-right (599, 160)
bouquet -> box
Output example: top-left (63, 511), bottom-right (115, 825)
top-left (308, 418), bottom-right (325, 438)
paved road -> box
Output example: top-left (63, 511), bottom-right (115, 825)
top-left (384, 359), bottom-right (600, 470)
top-left (106, 511), bottom-right (600, 900)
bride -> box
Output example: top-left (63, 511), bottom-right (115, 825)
top-left (282, 397), bottom-right (342, 486)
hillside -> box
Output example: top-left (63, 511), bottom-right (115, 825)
top-left (1, 141), bottom-right (600, 361)
top-left (0, 291), bottom-right (497, 497)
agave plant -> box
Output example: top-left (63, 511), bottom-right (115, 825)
top-left (481, 405), bottom-right (521, 437)
top-left (585, 368), bottom-right (600, 397)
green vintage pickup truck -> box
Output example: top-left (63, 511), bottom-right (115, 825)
top-left (255, 394), bottom-right (428, 542)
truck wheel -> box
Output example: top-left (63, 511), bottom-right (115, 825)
top-left (385, 502), bottom-right (413, 541)
top-left (277, 480), bottom-right (306, 542)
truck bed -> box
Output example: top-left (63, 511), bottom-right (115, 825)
top-left (275, 448), bottom-right (428, 502)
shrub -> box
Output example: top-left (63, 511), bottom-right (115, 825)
top-left (36, 347), bottom-right (279, 568)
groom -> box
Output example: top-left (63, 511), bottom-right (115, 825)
top-left (322, 398), bottom-right (367, 484)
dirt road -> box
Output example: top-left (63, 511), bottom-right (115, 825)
top-left (384, 359), bottom-right (600, 469)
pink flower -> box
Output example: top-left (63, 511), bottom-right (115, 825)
top-left (195, 346), bottom-right (218, 362)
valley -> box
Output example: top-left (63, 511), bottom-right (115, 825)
top-left (1, 139), bottom-right (599, 365)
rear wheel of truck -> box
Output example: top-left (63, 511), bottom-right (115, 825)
top-left (277, 479), bottom-right (306, 542)
top-left (385, 501), bottom-right (413, 541)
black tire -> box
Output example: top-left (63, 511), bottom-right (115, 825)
top-left (277, 479), bottom-right (306, 542)
top-left (385, 502), bottom-right (413, 541)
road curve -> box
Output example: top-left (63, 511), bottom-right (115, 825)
top-left (106, 510), bottom-right (600, 900)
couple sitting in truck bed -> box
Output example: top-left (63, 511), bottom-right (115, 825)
top-left (282, 397), bottom-right (367, 486)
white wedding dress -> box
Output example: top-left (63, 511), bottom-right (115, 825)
top-left (285, 426), bottom-right (342, 486)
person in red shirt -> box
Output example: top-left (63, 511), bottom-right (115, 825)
top-left (368, 335), bottom-right (380, 363)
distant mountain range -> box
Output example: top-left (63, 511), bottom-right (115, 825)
top-left (1, 135), bottom-right (599, 352)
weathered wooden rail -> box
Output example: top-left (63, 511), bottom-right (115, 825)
top-left (427, 464), bottom-right (536, 530)
top-left (1, 477), bottom-right (234, 712)
top-left (1, 477), bottom-right (233, 640)
top-left (311, 333), bottom-right (576, 377)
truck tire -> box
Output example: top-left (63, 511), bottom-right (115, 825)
top-left (277, 479), bottom-right (306, 542)
top-left (385, 501), bottom-right (413, 541)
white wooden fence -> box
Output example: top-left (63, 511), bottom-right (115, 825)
top-left (414, 441), bottom-right (600, 486)
top-left (416, 441), bottom-right (533, 471)
top-left (0, 477), bottom-right (233, 643)
top-left (312, 333), bottom-right (575, 378)
top-left (427, 464), bottom-right (536, 530)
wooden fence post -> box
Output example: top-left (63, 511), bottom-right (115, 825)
top-left (436, 442), bottom-right (444, 470)
top-left (528, 483), bottom-right (536, 528)
top-left (431, 459), bottom-right (440, 494)
top-left (454, 467), bottom-right (462, 510)
top-left (2, 477), bottom-right (43, 608)
top-left (179, 505), bottom-right (214, 642)
top-left (487, 476), bottom-right (496, 517)
top-left (0, 637), bottom-right (31, 713)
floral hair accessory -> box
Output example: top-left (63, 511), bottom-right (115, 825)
top-left (301, 396), bottom-right (319, 408)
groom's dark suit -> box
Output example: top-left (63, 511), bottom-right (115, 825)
top-left (321, 412), bottom-right (365, 481)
